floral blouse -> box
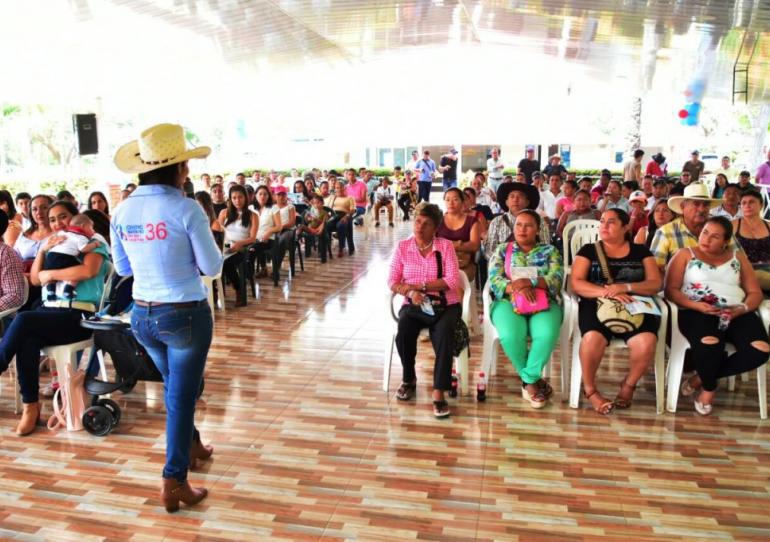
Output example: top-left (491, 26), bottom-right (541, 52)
top-left (488, 241), bottom-right (563, 308)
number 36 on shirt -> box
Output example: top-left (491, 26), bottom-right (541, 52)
top-left (145, 222), bottom-right (168, 240)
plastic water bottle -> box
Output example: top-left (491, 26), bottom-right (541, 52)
top-left (449, 369), bottom-right (458, 398)
top-left (477, 371), bottom-right (486, 402)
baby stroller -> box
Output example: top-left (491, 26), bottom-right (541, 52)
top-left (78, 275), bottom-right (203, 436)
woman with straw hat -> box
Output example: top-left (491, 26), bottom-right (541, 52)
top-left (111, 123), bottom-right (223, 513)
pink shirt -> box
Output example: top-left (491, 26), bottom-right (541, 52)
top-left (556, 196), bottom-right (575, 214)
top-left (346, 180), bottom-right (368, 208)
top-left (757, 161), bottom-right (770, 186)
top-left (388, 236), bottom-right (461, 306)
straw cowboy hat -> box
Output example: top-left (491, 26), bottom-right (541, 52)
top-left (667, 182), bottom-right (721, 214)
top-left (114, 123), bottom-right (210, 174)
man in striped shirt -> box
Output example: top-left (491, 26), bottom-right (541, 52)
top-left (0, 211), bottom-right (25, 316)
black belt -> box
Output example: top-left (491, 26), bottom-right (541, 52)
top-left (134, 300), bottom-right (205, 308)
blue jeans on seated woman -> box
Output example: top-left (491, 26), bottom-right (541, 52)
top-left (0, 307), bottom-right (93, 403)
top-left (131, 301), bottom-right (212, 483)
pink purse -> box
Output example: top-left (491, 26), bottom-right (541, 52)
top-left (505, 242), bottom-right (550, 315)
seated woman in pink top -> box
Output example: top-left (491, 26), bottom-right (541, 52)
top-left (555, 180), bottom-right (577, 221)
top-left (388, 202), bottom-right (462, 419)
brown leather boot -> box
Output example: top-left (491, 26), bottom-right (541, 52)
top-left (160, 478), bottom-right (208, 513)
top-left (15, 402), bottom-right (41, 436)
top-left (189, 438), bottom-right (214, 471)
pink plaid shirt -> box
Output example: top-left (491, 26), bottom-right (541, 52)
top-left (0, 242), bottom-right (25, 313)
top-left (388, 236), bottom-right (461, 305)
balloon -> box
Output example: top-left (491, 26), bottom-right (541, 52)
top-left (678, 109), bottom-right (689, 119)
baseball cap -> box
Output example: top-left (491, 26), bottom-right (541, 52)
top-left (629, 190), bottom-right (647, 204)
top-left (273, 185), bottom-right (288, 194)
top-left (450, 147), bottom-right (458, 154)
top-left (740, 170), bottom-right (751, 177)
top-left (691, 149), bottom-right (700, 155)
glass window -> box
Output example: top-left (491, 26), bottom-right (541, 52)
top-left (462, 145), bottom-right (496, 171)
top-left (378, 148), bottom-right (392, 168)
top-left (394, 148), bottom-right (406, 168)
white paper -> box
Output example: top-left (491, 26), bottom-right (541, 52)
top-left (509, 266), bottom-right (538, 280)
top-left (625, 295), bottom-right (661, 316)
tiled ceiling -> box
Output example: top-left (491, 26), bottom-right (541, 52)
top-left (98, 0), bottom-right (770, 101)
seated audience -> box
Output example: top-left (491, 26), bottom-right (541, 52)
top-left (14, 194), bottom-right (53, 309)
top-left (554, 180), bottom-right (577, 221)
top-left (252, 185), bottom-right (281, 276)
top-left (0, 199), bottom-right (110, 435)
top-left (571, 209), bottom-right (662, 414)
top-left (218, 185), bottom-right (258, 306)
top-left (0, 190), bottom-right (23, 247)
top-left (710, 183), bottom-right (741, 220)
top-left (373, 177), bottom-right (395, 227)
top-left (628, 190), bottom-right (649, 238)
top-left (293, 180), bottom-right (312, 206)
top-left (488, 210), bottom-right (563, 408)
top-left (484, 183), bottom-right (546, 256)
top-left (195, 191), bottom-right (224, 248)
top-left (665, 216), bottom-right (768, 416)
top-left (462, 187), bottom-right (489, 239)
top-left (87, 191), bottom-right (111, 219)
top-left (83, 209), bottom-right (111, 246)
top-left (0, 210), bottom-right (25, 317)
top-left (733, 189), bottom-right (770, 292)
top-left (15, 192), bottom-right (31, 230)
top-left (634, 198), bottom-right (674, 247)
top-left (437, 188), bottom-right (480, 280)
top-left (387, 203), bottom-right (462, 419)
top-left (298, 194), bottom-right (329, 262)
top-left (42, 213), bottom-right (101, 301)
top-left (397, 170), bottom-right (418, 220)
top-left (273, 186), bottom-right (297, 265)
top-left (712, 173), bottom-right (729, 198)
top-left (326, 179), bottom-right (356, 257)
top-left (210, 182), bottom-right (227, 216)
top-left (471, 172), bottom-right (496, 210)
top-left (556, 189), bottom-right (601, 237)
top-left (597, 180), bottom-right (630, 213)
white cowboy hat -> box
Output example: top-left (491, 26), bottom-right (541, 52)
top-left (114, 123), bottom-right (210, 174)
top-left (667, 182), bottom-right (721, 214)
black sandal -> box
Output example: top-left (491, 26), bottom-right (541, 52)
top-left (614, 378), bottom-right (636, 409)
top-left (396, 381), bottom-right (416, 401)
top-left (433, 400), bottom-right (450, 418)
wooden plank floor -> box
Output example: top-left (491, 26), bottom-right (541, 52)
top-left (1, 219), bottom-right (769, 541)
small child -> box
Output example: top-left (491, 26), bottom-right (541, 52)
top-left (44, 213), bottom-right (101, 300)
top-left (298, 194), bottom-right (329, 262)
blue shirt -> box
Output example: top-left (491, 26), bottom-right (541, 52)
top-left (111, 184), bottom-right (223, 302)
top-left (416, 158), bottom-right (436, 182)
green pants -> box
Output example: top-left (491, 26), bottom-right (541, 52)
top-left (490, 300), bottom-right (563, 384)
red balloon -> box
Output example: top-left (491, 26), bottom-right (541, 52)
top-left (684, 89), bottom-right (693, 97)
top-left (678, 109), bottom-right (689, 118)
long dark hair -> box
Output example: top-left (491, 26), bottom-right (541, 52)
top-left (195, 191), bottom-right (217, 224)
top-left (225, 185), bottom-right (251, 228)
top-left (87, 191), bottom-right (110, 215)
top-left (253, 185), bottom-right (274, 211)
top-left (83, 209), bottom-right (111, 246)
top-left (645, 198), bottom-right (673, 248)
top-left (603, 208), bottom-right (632, 242)
top-left (0, 190), bottom-right (17, 218)
top-left (25, 194), bottom-right (54, 236)
top-left (137, 162), bottom-right (182, 187)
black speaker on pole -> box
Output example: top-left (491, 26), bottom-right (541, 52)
top-left (73, 113), bottom-right (98, 155)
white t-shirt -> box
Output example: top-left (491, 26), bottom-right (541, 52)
top-left (376, 185), bottom-right (394, 202)
top-left (50, 230), bottom-right (91, 257)
top-left (487, 158), bottom-right (505, 180)
top-left (255, 206), bottom-right (278, 241)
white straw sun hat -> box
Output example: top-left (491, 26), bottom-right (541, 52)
top-left (114, 123), bottom-right (210, 174)
top-left (667, 182), bottom-right (721, 214)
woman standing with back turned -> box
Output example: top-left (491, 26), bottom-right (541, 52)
top-left (111, 124), bottom-right (223, 512)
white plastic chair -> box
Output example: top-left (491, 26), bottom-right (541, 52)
top-left (202, 272), bottom-right (225, 317)
top-left (567, 292), bottom-right (667, 414)
top-left (383, 271), bottom-right (473, 396)
top-left (559, 220), bottom-right (600, 400)
top-left (41, 339), bottom-right (94, 430)
top-left (665, 300), bottom-right (768, 419)
top-left (480, 280), bottom-right (567, 395)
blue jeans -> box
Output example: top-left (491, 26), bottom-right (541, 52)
top-left (489, 178), bottom-right (503, 193)
top-left (442, 178), bottom-right (457, 190)
top-left (417, 181), bottom-right (432, 202)
top-left (131, 301), bottom-right (212, 482)
top-left (0, 307), bottom-right (93, 403)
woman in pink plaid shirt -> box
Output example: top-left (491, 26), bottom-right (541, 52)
top-left (388, 203), bottom-right (462, 418)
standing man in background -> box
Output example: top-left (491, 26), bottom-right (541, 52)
top-left (755, 149), bottom-right (770, 186)
top-left (440, 148), bottom-right (459, 190)
top-left (623, 149), bottom-right (645, 183)
top-left (681, 150), bottom-right (705, 181)
top-left (517, 146), bottom-right (540, 184)
top-left (414, 150), bottom-right (436, 203)
top-left (406, 150), bottom-right (419, 173)
top-left (487, 147), bottom-right (505, 193)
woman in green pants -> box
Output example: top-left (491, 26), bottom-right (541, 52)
top-left (488, 209), bottom-right (564, 408)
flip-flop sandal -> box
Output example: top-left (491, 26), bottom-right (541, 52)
top-left (433, 400), bottom-right (450, 418)
top-left (680, 376), bottom-right (700, 397)
top-left (585, 389), bottom-right (614, 415)
top-left (614, 379), bottom-right (636, 409)
top-left (396, 381), bottom-right (416, 401)
top-left (522, 386), bottom-right (547, 409)
top-left (535, 379), bottom-right (554, 399)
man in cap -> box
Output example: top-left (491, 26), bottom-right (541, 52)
top-left (483, 183), bottom-right (549, 256)
top-left (681, 150), bottom-right (705, 181)
top-left (650, 183), bottom-right (736, 271)
top-left (670, 170), bottom-right (693, 196)
top-left (439, 148), bottom-right (459, 190)
top-left (738, 170), bottom-right (753, 192)
top-left (543, 154), bottom-right (567, 179)
top-left (414, 150), bottom-right (437, 203)
top-left (517, 146), bottom-right (540, 183)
